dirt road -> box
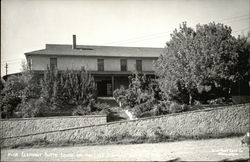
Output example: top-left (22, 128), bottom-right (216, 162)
top-left (1, 137), bottom-right (249, 161)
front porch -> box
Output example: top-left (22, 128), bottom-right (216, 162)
top-left (93, 72), bottom-right (156, 97)
top-left (94, 74), bottom-right (129, 97)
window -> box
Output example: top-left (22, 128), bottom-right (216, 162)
top-left (50, 58), bottom-right (57, 71)
top-left (27, 58), bottom-right (32, 70)
top-left (98, 59), bottom-right (104, 71)
top-left (107, 83), bottom-right (112, 96)
top-left (136, 60), bottom-right (142, 71)
top-left (120, 59), bottom-right (127, 71)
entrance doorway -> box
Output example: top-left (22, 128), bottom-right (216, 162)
top-left (97, 80), bottom-right (112, 96)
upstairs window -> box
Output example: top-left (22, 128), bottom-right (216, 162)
top-left (27, 58), bottom-right (32, 70)
top-left (50, 58), bottom-right (57, 71)
top-left (120, 59), bottom-right (127, 71)
top-left (136, 60), bottom-right (142, 71)
top-left (98, 59), bottom-right (104, 71)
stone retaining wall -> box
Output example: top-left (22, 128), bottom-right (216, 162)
top-left (1, 104), bottom-right (249, 147)
top-left (0, 115), bottom-right (107, 138)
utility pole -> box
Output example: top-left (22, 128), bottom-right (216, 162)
top-left (5, 63), bottom-right (8, 76)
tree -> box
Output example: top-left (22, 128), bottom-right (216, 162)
top-left (113, 71), bottom-right (159, 108)
top-left (0, 75), bottom-right (24, 118)
top-left (16, 63), bottom-right (42, 117)
top-left (40, 67), bottom-right (97, 111)
top-left (0, 62), bottom-right (42, 118)
top-left (0, 78), bottom-right (4, 91)
top-left (154, 22), bottom-right (250, 104)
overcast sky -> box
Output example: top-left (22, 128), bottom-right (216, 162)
top-left (1, 0), bottom-right (249, 76)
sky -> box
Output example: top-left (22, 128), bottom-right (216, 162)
top-left (1, 0), bottom-right (249, 76)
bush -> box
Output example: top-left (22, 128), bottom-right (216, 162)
top-left (0, 63), bottom-right (42, 118)
top-left (0, 73), bottom-right (32, 118)
top-left (155, 100), bottom-right (171, 115)
top-left (169, 102), bottom-right (183, 113)
top-left (1, 65), bottom-right (99, 118)
top-left (17, 98), bottom-right (46, 118)
top-left (94, 102), bottom-right (110, 111)
top-left (207, 97), bottom-right (226, 105)
top-left (41, 67), bottom-right (97, 113)
top-left (113, 87), bottom-right (128, 107)
top-left (168, 80), bottom-right (190, 104)
top-left (113, 87), bottom-right (127, 102)
top-left (72, 104), bottom-right (90, 116)
top-left (0, 95), bottom-right (21, 118)
top-left (153, 101), bottom-right (189, 115)
top-left (72, 101), bottom-right (111, 116)
top-left (113, 71), bottom-right (159, 111)
top-left (132, 99), bottom-right (156, 118)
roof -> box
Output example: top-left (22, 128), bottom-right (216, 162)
top-left (25, 44), bottom-right (163, 58)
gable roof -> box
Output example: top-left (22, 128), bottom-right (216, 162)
top-left (25, 44), bottom-right (163, 58)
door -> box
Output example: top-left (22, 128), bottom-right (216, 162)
top-left (97, 80), bottom-right (112, 96)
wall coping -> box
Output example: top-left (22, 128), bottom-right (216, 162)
top-left (107, 103), bottom-right (250, 125)
top-left (1, 103), bottom-right (249, 140)
top-left (0, 115), bottom-right (107, 121)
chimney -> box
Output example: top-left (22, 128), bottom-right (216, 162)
top-left (73, 34), bottom-right (76, 49)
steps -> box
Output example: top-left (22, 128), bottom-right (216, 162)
top-left (97, 97), bottom-right (129, 122)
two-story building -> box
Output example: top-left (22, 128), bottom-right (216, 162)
top-left (25, 35), bottom-right (163, 96)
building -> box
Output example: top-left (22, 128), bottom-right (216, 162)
top-left (25, 35), bottom-right (163, 96)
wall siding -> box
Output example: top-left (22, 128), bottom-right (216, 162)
top-left (30, 56), bottom-right (155, 72)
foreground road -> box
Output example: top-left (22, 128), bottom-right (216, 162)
top-left (1, 137), bottom-right (249, 161)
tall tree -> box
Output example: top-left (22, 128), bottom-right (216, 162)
top-left (154, 22), bottom-right (250, 104)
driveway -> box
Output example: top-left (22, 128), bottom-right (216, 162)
top-left (1, 137), bottom-right (249, 161)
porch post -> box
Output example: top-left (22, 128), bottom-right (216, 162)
top-left (112, 75), bottom-right (115, 94)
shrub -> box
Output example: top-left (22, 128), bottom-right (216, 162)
top-left (72, 104), bottom-right (90, 116)
top-left (0, 78), bottom-right (4, 90)
top-left (0, 94), bottom-right (22, 118)
top-left (72, 101), bottom-right (111, 116)
top-left (0, 68), bottom-right (41, 118)
top-left (92, 102), bottom-right (111, 116)
top-left (113, 71), bottom-right (159, 111)
top-left (113, 71), bottom-right (194, 118)
top-left (167, 80), bottom-right (190, 104)
top-left (113, 87), bottom-right (127, 102)
top-left (41, 67), bottom-right (97, 112)
top-left (132, 99), bottom-right (156, 118)
top-left (94, 102), bottom-right (110, 111)
top-left (1, 65), bottom-right (99, 118)
top-left (168, 102), bottom-right (189, 113)
top-left (17, 98), bottom-right (45, 118)
top-left (169, 102), bottom-right (183, 113)
top-left (207, 97), bottom-right (226, 105)
top-left (113, 87), bottom-right (128, 107)
top-left (155, 100), bottom-right (171, 115)
top-left (153, 101), bottom-right (189, 115)
top-left (0, 62), bottom-right (44, 118)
